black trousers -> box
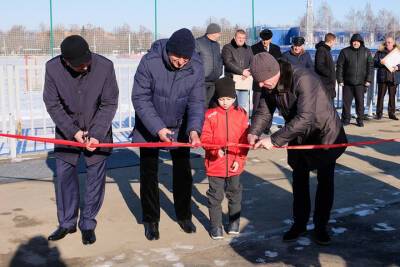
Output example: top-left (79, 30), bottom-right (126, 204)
top-left (376, 82), bottom-right (397, 117)
top-left (139, 147), bottom-right (193, 223)
top-left (341, 84), bottom-right (365, 123)
top-left (291, 157), bottom-right (336, 230)
top-left (205, 82), bottom-right (216, 108)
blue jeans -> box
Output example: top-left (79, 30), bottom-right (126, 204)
top-left (236, 90), bottom-right (250, 114)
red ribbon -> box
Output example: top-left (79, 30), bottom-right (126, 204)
top-left (0, 133), bottom-right (399, 150)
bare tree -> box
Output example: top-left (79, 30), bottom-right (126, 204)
top-left (315, 1), bottom-right (334, 33)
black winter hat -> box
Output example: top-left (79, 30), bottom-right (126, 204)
top-left (166, 28), bottom-right (195, 58)
top-left (215, 77), bottom-right (236, 98)
top-left (292, 36), bottom-right (305, 46)
top-left (60, 35), bottom-right (91, 67)
top-left (260, 29), bottom-right (273, 40)
top-left (206, 23), bottom-right (221, 34)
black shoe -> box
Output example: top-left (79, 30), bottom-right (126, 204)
top-left (48, 227), bottom-right (76, 241)
top-left (228, 219), bottom-right (240, 235)
top-left (389, 115), bottom-right (399, 121)
top-left (178, 219), bottom-right (196, 234)
top-left (81, 229), bottom-right (96, 245)
top-left (144, 222), bottom-right (160, 241)
top-left (282, 225), bottom-right (307, 242)
top-left (342, 121), bottom-right (350, 126)
top-left (357, 120), bottom-right (364, 127)
top-left (313, 228), bottom-right (331, 246)
top-left (375, 115), bottom-right (382, 120)
top-left (210, 226), bottom-right (224, 240)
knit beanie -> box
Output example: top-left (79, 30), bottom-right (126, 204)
top-left (206, 23), bottom-right (221, 34)
top-left (215, 77), bottom-right (236, 98)
top-left (166, 28), bottom-right (195, 58)
top-left (250, 52), bottom-right (280, 82)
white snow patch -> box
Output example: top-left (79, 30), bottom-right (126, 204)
top-left (331, 227), bottom-right (347, 234)
top-left (334, 207), bottom-right (354, 214)
top-left (297, 237), bottom-right (311, 246)
top-left (354, 209), bottom-right (375, 217)
top-left (283, 219), bottom-right (294, 225)
top-left (307, 224), bottom-right (315, 230)
top-left (264, 250), bottom-right (278, 258)
top-left (94, 262), bottom-right (113, 267)
top-left (175, 244), bottom-right (194, 250)
top-left (112, 254), bottom-right (126, 261)
top-left (373, 199), bottom-right (385, 204)
top-left (255, 258), bottom-right (266, 263)
top-left (214, 260), bottom-right (229, 266)
top-left (373, 223), bottom-right (396, 232)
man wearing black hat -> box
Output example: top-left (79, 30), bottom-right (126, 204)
top-left (131, 28), bottom-right (205, 240)
top-left (248, 52), bottom-right (347, 246)
top-left (282, 36), bottom-right (313, 69)
top-left (196, 23), bottom-right (223, 107)
top-left (43, 35), bottom-right (119, 245)
top-left (336, 33), bottom-right (373, 127)
top-left (251, 28), bottom-right (282, 131)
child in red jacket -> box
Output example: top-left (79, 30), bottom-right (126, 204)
top-left (201, 77), bottom-right (249, 239)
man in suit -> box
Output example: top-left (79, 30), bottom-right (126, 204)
top-left (43, 35), bottom-right (118, 245)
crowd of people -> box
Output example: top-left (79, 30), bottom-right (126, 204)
top-left (42, 24), bottom-right (399, 247)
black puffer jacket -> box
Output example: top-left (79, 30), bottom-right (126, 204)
top-left (315, 41), bottom-right (336, 98)
top-left (250, 63), bottom-right (347, 169)
top-left (336, 34), bottom-right (373, 86)
top-left (195, 35), bottom-right (223, 82)
top-left (221, 39), bottom-right (253, 77)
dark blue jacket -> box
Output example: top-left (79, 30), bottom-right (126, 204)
top-left (195, 35), bottom-right (223, 82)
top-left (131, 39), bottom-right (205, 142)
top-left (282, 49), bottom-right (313, 69)
top-left (43, 53), bottom-right (119, 166)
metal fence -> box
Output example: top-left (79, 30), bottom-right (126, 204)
top-left (1, 61), bottom-right (399, 159)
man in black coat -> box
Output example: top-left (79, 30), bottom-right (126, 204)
top-left (251, 29), bottom-right (282, 131)
top-left (336, 33), bottom-right (373, 127)
top-left (373, 36), bottom-right (400, 120)
top-left (196, 23), bottom-right (223, 107)
top-left (222, 29), bottom-right (253, 114)
top-left (315, 33), bottom-right (337, 100)
top-left (43, 35), bottom-right (119, 245)
top-left (248, 53), bottom-right (347, 246)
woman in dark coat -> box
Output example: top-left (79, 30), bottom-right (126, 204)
top-left (248, 53), bottom-right (347, 246)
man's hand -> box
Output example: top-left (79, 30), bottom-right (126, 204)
top-left (247, 134), bottom-right (259, 147)
top-left (86, 137), bottom-right (99, 152)
top-left (392, 66), bottom-right (399, 72)
top-left (231, 161), bottom-right (239, 172)
top-left (365, 82), bottom-right (371, 87)
top-left (189, 131), bottom-right (201, 146)
top-left (339, 83), bottom-right (344, 87)
top-left (254, 136), bottom-right (274, 150)
top-left (158, 128), bottom-right (173, 142)
top-left (218, 149), bottom-right (225, 158)
top-left (74, 130), bottom-right (86, 143)
top-left (242, 68), bottom-right (251, 77)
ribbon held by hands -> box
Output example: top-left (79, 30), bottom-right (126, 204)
top-left (0, 133), bottom-right (399, 150)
